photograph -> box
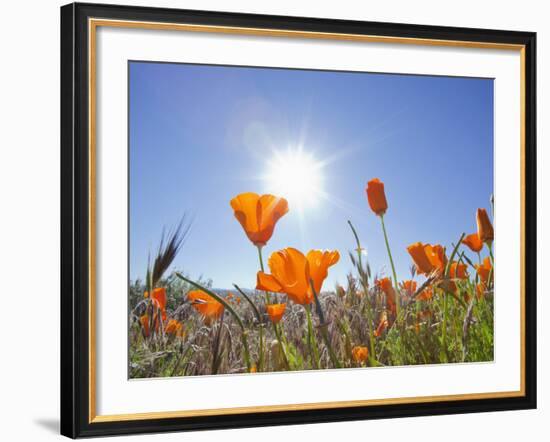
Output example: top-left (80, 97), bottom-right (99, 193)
top-left (128, 61), bottom-right (495, 378)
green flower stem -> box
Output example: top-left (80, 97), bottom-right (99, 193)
top-left (347, 220), bottom-right (364, 273)
top-left (256, 248), bottom-right (287, 370)
top-left (233, 284), bottom-right (262, 323)
top-left (444, 233), bottom-right (466, 278)
top-left (257, 245), bottom-right (271, 304)
top-left (175, 272), bottom-right (253, 372)
top-left (439, 233), bottom-right (465, 364)
top-left (309, 279), bottom-right (342, 369)
top-left (347, 220), bottom-right (376, 360)
top-left (319, 325), bottom-right (341, 369)
top-left (241, 331), bottom-right (253, 372)
top-left (273, 322), bottom-right (291, 370)
top-left (380, 215), bottom-right (400, 318)
top-left (176, 273), bottom-right (244, 329)
top-left (305, 305), bottom-right (320, 369)
top-left (258, 324), bottom-right (265, 371)
top-left (146, 268), bottom-right (154, 339)
top-left (233, 283), bottom-right (266, 372)
top-left (279, 322), bottom-right (290, 347)
top-left (441, 290), bottom-right (449, 363)
top-left (211, 313), bottom-right (225, 374)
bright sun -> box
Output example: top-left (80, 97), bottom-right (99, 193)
top-left (263, 148), bottom-right (324, 209)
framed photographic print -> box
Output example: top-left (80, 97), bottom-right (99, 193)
top-left (60, 2), bottom-right (537, 438)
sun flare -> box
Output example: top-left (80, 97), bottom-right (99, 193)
top-left (263, 148), bottom-right (324, 209)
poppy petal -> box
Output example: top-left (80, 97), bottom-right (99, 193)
top-left (256, 272), bottom-right (284, 292)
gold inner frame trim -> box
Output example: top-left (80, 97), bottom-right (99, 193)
top-left (88, 17), bottom-right (527, 424)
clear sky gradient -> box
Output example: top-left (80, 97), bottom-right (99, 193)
top-left (129, 61), bottom-right (493, 290)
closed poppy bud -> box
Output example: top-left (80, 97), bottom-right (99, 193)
top-left (266, 303), bottom-right (286, 324)
top-left (376, 277), bottom-right (393, 294)
top-left (144, 287), bottom-right (167, 321)
top-left (351, 346), bottom-right (369, 363)
top-left (139, 313), bottom-right (161, 337)
top-left (475, 257), bottom-right (493, 286)
top-left (476, 208), bottom-right (494, 243)
top-left (449, 262), bottom-right (468, 279)
top-left (139, 314), bottom-right (150, 337)
top-left (376, 277), bottom-right (396, 313)
top-left (366, 178), bottom-right (388, 216)
top-left (374, 311), bottom-right (389, 337)
top-left (462, 233), bottom-right (483, 253)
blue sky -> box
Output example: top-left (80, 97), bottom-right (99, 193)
top-left (129, 61), bottom-right (493, 290)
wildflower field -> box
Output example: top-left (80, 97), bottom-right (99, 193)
top-left (129, 179), bottom-right (494, 378)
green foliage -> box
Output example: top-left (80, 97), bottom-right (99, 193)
top-left (129, 266), bottom-right (494, 378)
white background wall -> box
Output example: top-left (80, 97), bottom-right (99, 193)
top-left (0, 0), bottom-right (546, 440)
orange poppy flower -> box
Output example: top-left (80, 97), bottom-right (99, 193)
top-left (475, 257), bottom-right (493, 286)
top-left (351, 346), bottom-right (369, 363)
top-left (401, 280), bottom-right (417, 297)
top-left (165, 319), bottom-right (184, 337)
top-left (256, 248), bottom-right (340, 305)
top-left (187, 290), bottom-right (224, 320)
top-left (462, 233), bottom-right (483, 253)
top-left (476, 208), bottom-right (494, 243)
top-left (449, 262), bottom-right (469, 279)
top-left (144, 287), bottom-right (167, 321)
top-left (408, 243), bottom-right (447, 276)
top-left (139, 314), bottom-right (150, 337)
top-left (139, 314), bottom-right (160, 337)
top-left (266, 303), bottom-right (286, 324)
top-left (365, 178), bottom-right (388, 216)
top-left (425, 244), bottom-right (447, 275)
top-left (376, 277), bottom-right (396, 313)
top-left (306, 249), bottom-right (341, 295)
top-left (407, 242), bottom-right (434, 275)
top-left (230, 193), bottom-right (289, 247)
top-left (416, 287), bottom-right (433, 301)
top-left (374, 311), bottom-right (389, 337)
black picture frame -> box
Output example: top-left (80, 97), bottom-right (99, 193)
top-left (61, 2), bottom-right (537, 438)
